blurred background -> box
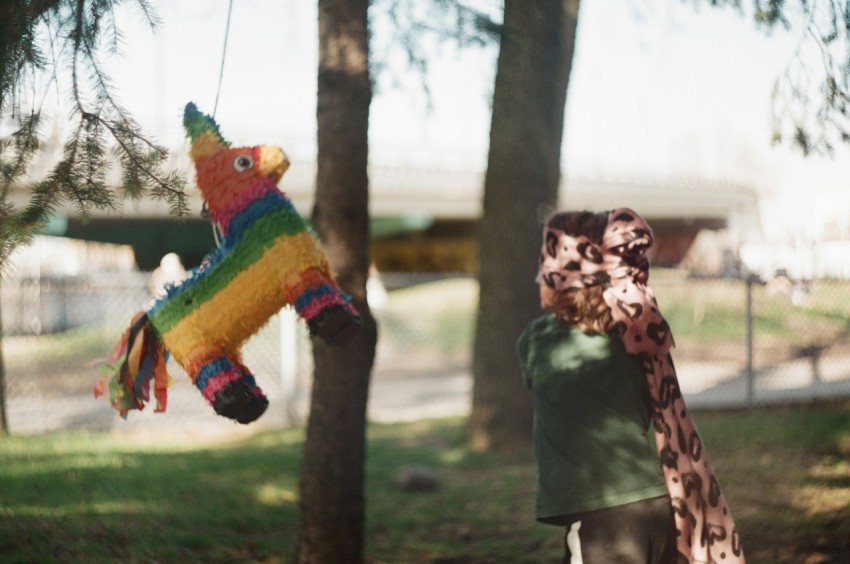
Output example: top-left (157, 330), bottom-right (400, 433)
top-left (4, 0), bottom-right (850, 435)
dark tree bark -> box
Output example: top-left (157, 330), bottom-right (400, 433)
top-left (0, 277), bottom-right (7, 435)
top-left (296, 0), bottom-right (375, 562)
top-left (469, 0), bottom-right (580, 452)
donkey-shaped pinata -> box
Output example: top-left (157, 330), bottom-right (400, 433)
top-left (94, 103), bottom-right (360, 424)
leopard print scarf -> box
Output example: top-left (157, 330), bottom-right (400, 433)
top-left (537, 208), bottom-right (744, 564)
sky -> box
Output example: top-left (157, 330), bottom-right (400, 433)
top-left (565, 1), bottom-right (850, 244)
top-left (12, 0), bottom-right (850, 243)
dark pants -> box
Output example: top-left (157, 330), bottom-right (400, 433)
top-left (559, 495), bottom-right (679, 564)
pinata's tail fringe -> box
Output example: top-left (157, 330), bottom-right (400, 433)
top-left (93, 311), bottom-right (171, 417)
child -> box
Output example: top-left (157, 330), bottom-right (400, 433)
top-left (517, 209), bottom-right (744, 563)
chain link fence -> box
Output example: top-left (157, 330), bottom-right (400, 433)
top-left (0, 272), bottom-right (476, 436)
top-left (651, 269), bottom-right (850, 407)
top-left (3, 270), bottom-right (850, 436)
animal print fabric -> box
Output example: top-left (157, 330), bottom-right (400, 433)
top-left (537, 208), bottom-right (744, 564)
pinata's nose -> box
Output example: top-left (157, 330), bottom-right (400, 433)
top-left (259, 146), bottom-right (290, 182)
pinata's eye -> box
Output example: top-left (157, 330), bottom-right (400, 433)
top-left (233, 155), bottom-right (253, 172)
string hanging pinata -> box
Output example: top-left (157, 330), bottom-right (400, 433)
top-left (94, 103), bottom-right (361, 424)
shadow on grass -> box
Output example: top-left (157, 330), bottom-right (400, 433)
top-left (2, 405), bottom-right (850, 563)
top-left (0, 431), bottom-right (303, 563)
top-left (0, 419), bottom-right (561, 563)
top-left (694, 403), bottom-right (850, 563)
top-left (365, 418), bottom-right (562, 563)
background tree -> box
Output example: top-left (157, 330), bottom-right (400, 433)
top-left (296, 0), bottom-right (376, 562)
top-left (297, 2), bottom-right (501, 558)
top-left (0, 296), bottom-right (6, 434)
top-left (469, 0), bottom-right (580, 452)
top-left (469, 0), bottom-right (850, 452)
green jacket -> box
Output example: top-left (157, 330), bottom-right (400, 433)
top-left (517, 314), bottom-right (667, 523)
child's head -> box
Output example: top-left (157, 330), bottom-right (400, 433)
top-left (544, 210), bottom-right (608, 245)
top-left (538, 210), bottom-right (614, 334)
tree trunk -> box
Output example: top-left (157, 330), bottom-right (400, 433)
top-left (469, 0), bottom-right (580, 452)
top-left (0, 276), bottom-right (8, 435)
top-left (296, 1), bottom-right (375, 562)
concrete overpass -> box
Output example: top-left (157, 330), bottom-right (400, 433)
top-left (9, 148), bottom-right (759, 270)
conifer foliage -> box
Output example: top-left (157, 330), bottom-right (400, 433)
top-left (0, 0), bottom-right (187, 268)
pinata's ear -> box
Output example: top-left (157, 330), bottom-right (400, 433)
top-left (183, 102), bottom-right (230, 160)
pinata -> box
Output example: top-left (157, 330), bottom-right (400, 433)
top-left (94, 103), bottom-right (360, 424)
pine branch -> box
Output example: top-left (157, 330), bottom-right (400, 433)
top-left (0, 111), bottom-right (42, 192)
top-left (0, 0), bottom-right (186, 269)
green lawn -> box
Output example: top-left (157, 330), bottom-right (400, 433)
top-left (3, 273), bottom-right (850, 561)
top-left (2, 403), bottom-right (849, 563)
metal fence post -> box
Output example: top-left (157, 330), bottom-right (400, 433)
top-left (280, 307), bottom-right (299, 423)
top-left (0, 275), bottom-right (8, 435)
top-left (746, 275), bottom-right (755, 409)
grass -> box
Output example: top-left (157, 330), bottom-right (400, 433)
top-left (4, 273), bottom-right (850, 561)
top-left (377, 277), bottom-right (478, 357)
top-left (7, 322), bottom-right (123, 360)
top-left (1, 403), bottom-right (850, 563)
top-left (648, 272), bottom-right (850, 364)
top-left (696, 402), bottom-right (850, 563)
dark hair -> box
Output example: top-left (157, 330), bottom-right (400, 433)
top-left (545, 210), bottom-right (609, 245)
top-left (541, 210), bottom-right (614, 334)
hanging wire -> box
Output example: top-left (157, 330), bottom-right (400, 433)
top-left (207, 0), bottom-right (234, 245)
top-left (201, 203), bottom-right (224, 247)
top-left (212, 0), bottom-right (235, 118)
top-left (212, 221), bottom-right (224, 248)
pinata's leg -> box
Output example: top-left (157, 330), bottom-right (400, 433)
top-left (285, 267), bottom-right (361, 343)
top-left (189, 350), bottom-right (268, 424)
